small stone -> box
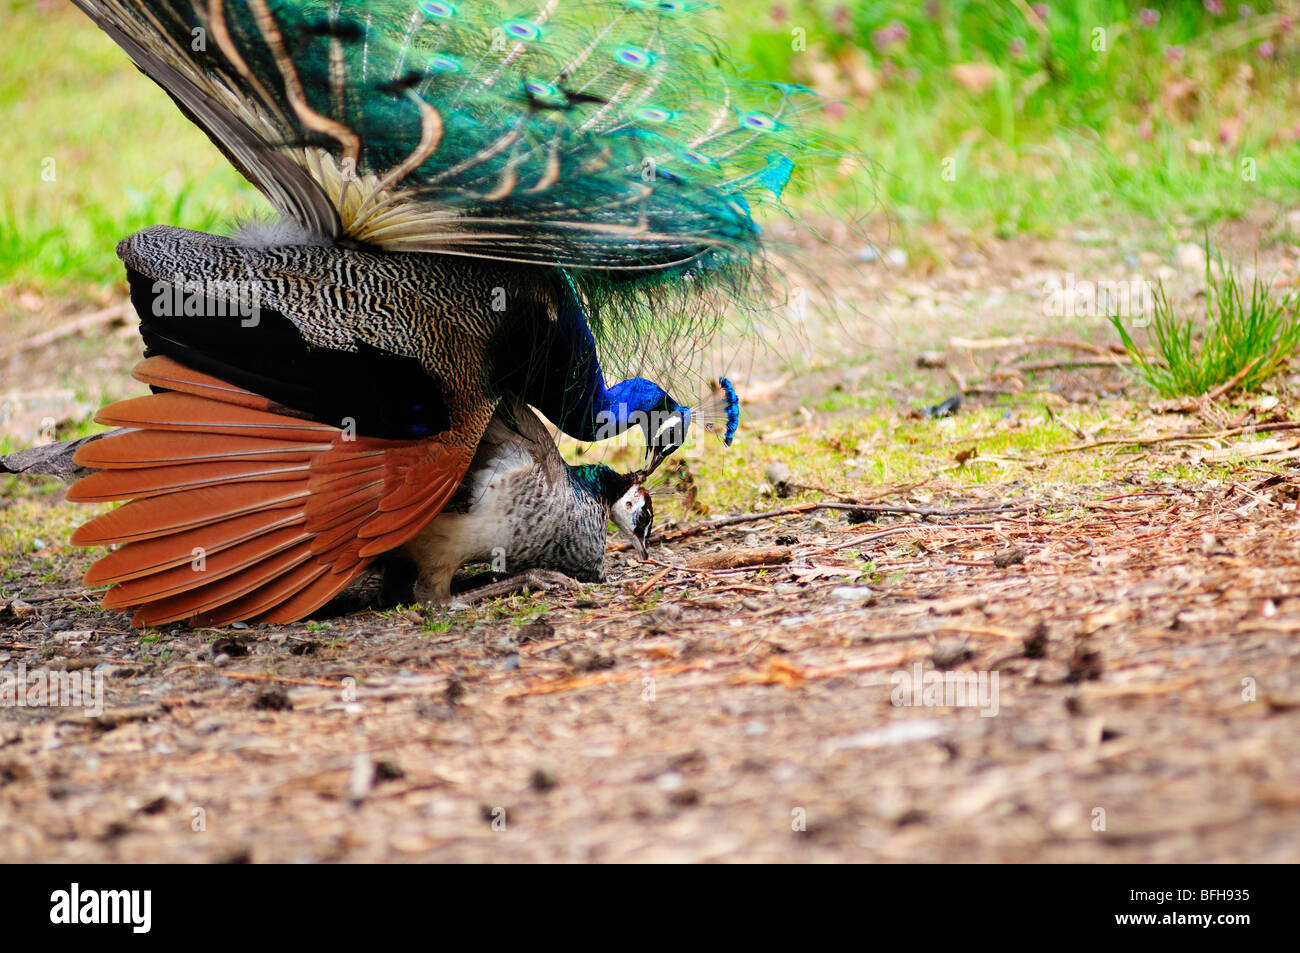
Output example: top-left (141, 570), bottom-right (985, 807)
top-left (668, 788), bottom-right (700, 807)
top-left (993, 546), bottom-right (1028, 568)
top-left (764, 462), bottom-right (791, 488)
top-left (655, 771), bottom-right (684, 792)
top-left (562, 645), bottom-right (615, 673)
top-left (7, 600), bottom-right (36, 620)
top-left (47, 618), bottom-right (73, 633)
top-left (212, 653), bottom-right (231, 667)
top-left (855, 244), bottom-right (881, 263)
top-left (884, 247), bottom-right (908, 268)
top-left (253, 688), bottom-right (292, 711)
top-left (516, 618), bottom-right (554, 643)
top-left (1023, 622), bottom-right (1049, 659)
top-left (649, 603), bottom-right (682, 627)
top-left (1071, 228), bottom-right (1111, 245)
top-left (530, 768), bottom-right (559, 792)
top-left (830, 586), bottom-right (873, 602)
top-left (931, 638), bottom-right (972, 668)
top-left (1172, 242), bottom-right (1207, 271)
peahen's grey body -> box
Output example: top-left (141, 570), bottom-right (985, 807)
top-left (402, 399), bottom-right (643, 602)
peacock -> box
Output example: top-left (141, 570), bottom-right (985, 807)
top-left (59, 0), bottom-right (826, 625)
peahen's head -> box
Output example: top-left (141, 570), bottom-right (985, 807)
top-left (606, 377), bottom-right (740, 475)
top-left (570, 464), bottom-right (654, 558)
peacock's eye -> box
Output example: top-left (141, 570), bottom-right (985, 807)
top-left (420, 1), bottom-right (455, 18)
top-left (741, 111), bottom-right (778, 132)
top-left (428, 55), bottom-right (460, 72)
top-left (615, 45), bottom-right (655, 68)
top-left (503, 20), bottom-right (542, 40)
top-left (525, 80), bottom-right (560, 98)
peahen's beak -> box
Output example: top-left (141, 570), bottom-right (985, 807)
top-left (632, 504), bottom-right (652, 559)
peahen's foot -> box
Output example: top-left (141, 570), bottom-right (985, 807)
top-left (448, 570), bottom-right (583, 607)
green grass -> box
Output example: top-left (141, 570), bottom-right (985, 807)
top-left (728, 1), bottom-right (1300, 236)
top-left (3, 3), bottom-right (1300, 296)
top-left (0, 1), bottom-right (261, 295)
top-left (1112, 242), bottom-right (1300, 397)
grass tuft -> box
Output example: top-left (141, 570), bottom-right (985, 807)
top-left (1111, 242), bottom-right (1300, 398)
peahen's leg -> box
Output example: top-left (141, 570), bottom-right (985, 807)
top-left (447, 570), bottom-right (582, 607)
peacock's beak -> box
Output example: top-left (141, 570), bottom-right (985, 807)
top-left (643, 440), bottom-right (672, 475)
top-left (644, 410), bottom-right (686, 475)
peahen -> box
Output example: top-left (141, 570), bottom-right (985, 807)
top-left (6, 403), bottom-right (653, 617)
top-left (61, 0), bottom-right (824, 624)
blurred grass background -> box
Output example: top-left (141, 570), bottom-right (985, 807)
top-left (1, 0), bottom-right (1299, 297)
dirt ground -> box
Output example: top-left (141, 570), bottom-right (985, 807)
top-left (3, 221), bottom-right (1300, 862)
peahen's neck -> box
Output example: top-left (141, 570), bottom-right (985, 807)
top-left (567, 463), bottom-right (632, 508)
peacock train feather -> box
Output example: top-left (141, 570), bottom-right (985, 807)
top-left (71, 0), bottom-right (835, 348)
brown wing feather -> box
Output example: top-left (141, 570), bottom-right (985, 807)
top-left (72, 359), bottom-right (483, 626)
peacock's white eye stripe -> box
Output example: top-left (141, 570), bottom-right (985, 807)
top-left (654, 415), bottom-right (683, 441)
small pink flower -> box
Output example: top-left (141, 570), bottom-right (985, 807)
top-left (1204, 0), bottom-right (1225, 14)
top-left (871, 21), bottom-right (909, 50)
top-left (1165, 45), bottom-right (1185, 63)
top-left (925, 1), bottom-right (940, 18)
top-left (1257, 40), bottom-right (1275, 59)
top-left (832, 5), bottom-right (852, 35)
top-left (1009, 37), bottom-right (1027, 57)
top-left (1139, 8), bottom-right (1159, 27)
top-left (1238, 5), bottom-right (1253, 18)
top-left (770, 3), bottom-right (789, 24)
top-left (1031, 3), bottom-right (1047, 21)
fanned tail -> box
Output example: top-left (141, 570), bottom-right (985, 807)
top-left (70, 1), bottom-right (839, 316)
top-left (69, 357), bottom-right (474, 626)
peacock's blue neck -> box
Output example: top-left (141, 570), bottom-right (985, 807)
top-left (504, 270), bottom-right (685, 442)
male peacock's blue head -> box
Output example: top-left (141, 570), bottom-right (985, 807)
top-left (603, 377), bottom-right (740, 474)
